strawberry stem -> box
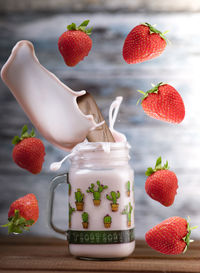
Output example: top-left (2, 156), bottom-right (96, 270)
top-left (1, 209), bottom-right (35, 234)
top-left (67, 19), bottom-right (92, 35)
top-left (12, 125), bottom-right (35, 145)
top-left (183, 219), bottom-right (198, 253)
top-left (142, 22), bottom-right (168, 42)
top-left (137, 82), bottom-right (165, 104)
top-left (145, 156), bottom-right (169, 176)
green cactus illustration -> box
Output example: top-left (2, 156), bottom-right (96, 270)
top-left (87, 181), bottom-right (108, 206)
top-left (69, 203), bottom-right (75, 228)
top-left (82, 212), bottom-right (89, 222)
top-left (106, 191), bottom-right (120, 211)
top-left (82, 212), bottom-right (89, 229)
top-left (75, 188), bottom-right (84, 211)
top-left (126, 181), bottom-right (131, 196)
top-left (103, 214), bottom-right (112, 228)
top-left (122, 202), bottom-right (133, 227)
top-left (68, 183), bottom-right (71, 196)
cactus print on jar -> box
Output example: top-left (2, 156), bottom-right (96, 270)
top-left (82, 212), bottom-right (89, 229)
top-left (104, 214), bottom-right (112, 228)
top-left (122, 202), bottom-right (133, 227)
top-left (75, 188), bottom-right (84, 211)
top-left (106, 191), bottom-right (120, 211)
top-left (87, 181), bottom-right (108, 206)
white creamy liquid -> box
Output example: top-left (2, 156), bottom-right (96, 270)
top-left (1, 40), bottom-right (103, 151)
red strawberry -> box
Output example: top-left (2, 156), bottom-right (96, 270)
top-left (12, 125), bottom-right (45, 174)
top-left (2, 193), bottom-right (39, 234)
top-left (123, 22), bottom-right (167, 64)
top-left (145, 157), bottom-right (178, 207)
top-left (145, 217), bottom-right (197, 255)
top-left (58, 20), bottom-right (92, 67)
top-left (138, 82), bottom-right (185, 123)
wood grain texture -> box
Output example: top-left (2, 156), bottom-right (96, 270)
top-left (0, 237), bottom-right (200, 273)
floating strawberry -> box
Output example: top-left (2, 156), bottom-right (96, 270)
top-left (145, 217), bottom-right (197, 255)
top-left (137, 82), bottom-right (185, 123)
top-left (2, 193), bottom-right (39, 234)
top-left (123, 22), bottom-right (167, 64)
top-left (58, 19), bottom-right (92, 67)
top-left (145, 157), bottom-right (178, 207)
top-left (12, 125), bottom-right (45, 174)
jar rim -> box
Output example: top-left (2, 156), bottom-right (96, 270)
top-left (72, 141), bottom-right (131, 154)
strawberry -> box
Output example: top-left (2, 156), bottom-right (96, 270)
top-left (138, 82), bottom-right (185, 123)
top-left (12, 125), bottom-right (45, 174)
top-left (2, 193), bottom-right (39, 234)
top-left (145, 157), bottom-right (178, 207)
top-left (123, 22), bottom-right (167, 64)
top-left (58, 19), bottom-right (92, 67)
top-left (145, 217), bottom-right (197, 255)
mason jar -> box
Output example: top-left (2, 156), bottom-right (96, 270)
top-left (48, 141), bottom-right (135, 260)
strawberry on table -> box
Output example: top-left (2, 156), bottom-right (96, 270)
top-left (58, 19), bottom-right (92, 67)
top-left (137, 82), bottom-right (185, 123)
top-left (145, 217), bottom-right (197, 255)
top-left (123, 22), bottom-right (167, 64)
top-left (2, 193), bottom-right (39, 234)
top-left (145, 157), bottom-right (178, 207)
top-left (12, 125), bottom-right (45, 174)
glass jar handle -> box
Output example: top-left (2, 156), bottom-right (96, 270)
top-left (48, 173), bottom-right (69, 235)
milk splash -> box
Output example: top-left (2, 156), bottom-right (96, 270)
top-left (50, 96), bottom-right (127, 171)
top-left (1, 40), bottom-right (104, 151)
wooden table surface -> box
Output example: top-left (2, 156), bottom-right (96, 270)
top-left (0, 237), bottom-right (199, 273)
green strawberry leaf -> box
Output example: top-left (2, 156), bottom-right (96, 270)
top-left (145, 167), bottom-right (154, 176)
top-left (155, 156), bottom-right (162, 167)
top-left (12, 136), bottom-right (21, 145)
top-left (1, 209), bottom-right (35, 235)
top-left (21, 125), bottom-right (28, 135)
top-left (164, 161), bottom-right (169, 169)
top-left (67, 19), bottom-right (92, 35)
top-left (79, 20), bottom-right (90, 27)
top-left (183, 218), bottom-right (198, 253)
top-left (142, 22), bottom-right (168, 42)
top-left (145, 156), bottom-right (170, 176)
top-left (21, 131), bottom-right (29, 138)
top-left (30, 128), bottom-right (35, 137)
top-left (85, 27), bottom-right (93, 35)
top-left (67, 22), bottom-right (77, 30)
top-left (136, 82), bottom-right (165, 104)
top-left (12, 125), bottom-right (36, 145)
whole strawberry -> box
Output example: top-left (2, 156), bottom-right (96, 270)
top-left (58, 20), bottom-right (92, 67)
top-left (138, 82), bottom-right (185, 123)
top-left (2, 193), bottom-right (39, 234)
top-left (145, 157), bottom-right (178, 206)
top-left (12, 125), bottom-right (45, 174)
top-left (145, 217), bottom-right (197, 255)
top-left (123, 22), bottom-right (167, 64)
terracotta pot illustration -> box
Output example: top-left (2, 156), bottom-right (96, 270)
top-left (93, 199), bottom-right (101, 206)
top-left (111, 203), bottom-right (119, 212)
top-left (82, 222), bottom-right (89, 229)
top-left (104, 223), bottom-right (111, 228)
top-left (75, 202), bottom-right (84, 211)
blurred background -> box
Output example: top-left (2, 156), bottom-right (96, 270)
top-left (0, 0), bottom-right (200, 240)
